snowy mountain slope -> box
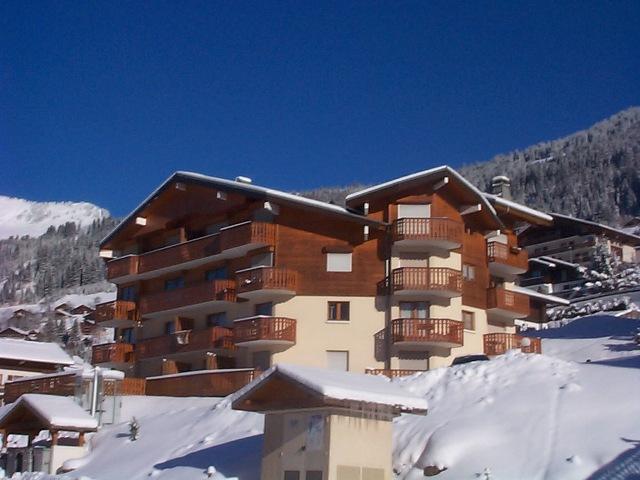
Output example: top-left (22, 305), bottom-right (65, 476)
top-left (0, 196), bottom-right (109, 240)
top-left (8, 315), bottom-right (640, 480)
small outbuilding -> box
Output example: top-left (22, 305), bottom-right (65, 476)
top-left (232, 364), bottom-right (428, 480)
top-left (0, 394), bottom-right (97, 475)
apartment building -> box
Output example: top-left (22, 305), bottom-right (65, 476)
top-left (95, 167), bottom-right (552, 379)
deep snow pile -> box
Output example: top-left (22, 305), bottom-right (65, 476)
top-left (0, 196), bottom-right (109, 240)
top-left (7, 315), bottom-right (640, 480)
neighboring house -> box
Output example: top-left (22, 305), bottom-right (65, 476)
top-left (0, 339), bottom-right (75, 404)
top-left (94, 167), bottom-right (556, 385)
top-left (521, 255), bottom-right (586, 297)
top-left (0, 327), bottom-right (38, 340)
top-left (519, 212), bottom-right (640, 266)
top-left (70, 305), bottom-right (94, 317)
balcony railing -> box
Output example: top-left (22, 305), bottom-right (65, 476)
top-left (365, 369), bottom-right (424, 378)
top-left (487, 241), bottom-right (528, 275)
top-left (219, 221), bottom-right (276, 252)
top-left (393, 217), bottom-right (463, 249)
top-left (94, 300), bottom-right (138, 324)
top-left (92, 342), bottom-right (135, 364)
top-left (390, 318), bottom-right (464, 347)
top-left (138, 280), bottom-right (236, 315)
top-left (236, 267), bottom-right (298, 297)
top-left (105, 222), bottom-right (276, 281)
top-left (390, 267), bottom-right (462, 297)
top-left (487, 287), bottom-right (530, 318)
top-left (136, 326), bottom-right (235, 359)
top-left (234, 316), bottom-right (296, 345)
top-left (106, 255), bottom-right (139, 280)
top-left (483, 333), bottom-right (542, 355)
top-left (145, 368), bottom-right (257, 397)
top-left (3, 372), bottom-right (77, 404)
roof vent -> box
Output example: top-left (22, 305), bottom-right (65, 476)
top-left (491, 175), bottom-right (511, 200)
top-left (235, 176), bottom-right (253, 184)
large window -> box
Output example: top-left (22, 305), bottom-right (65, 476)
top-left (251, 252), bottom-right (274, 268)
top-left (328, 302), bottom-right (350, 321)
top-left (164, 277), bottom-right (184, 291)
top-left (326, 253), bottom-right (352, 272)
top-left (120, 285), bottom-right (136, 301)
top-left (120, 327), bottom-right (135, 344)
top-left (205, 267), bottom-right (227, 281)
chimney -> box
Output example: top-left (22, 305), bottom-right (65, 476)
top-left (491, 175), bottom-right (511, 200)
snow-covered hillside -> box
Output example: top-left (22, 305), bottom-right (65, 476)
top-left (0, 196), bottom-right (109, 240)
top-left (8, 314), bottom-right (640, 480)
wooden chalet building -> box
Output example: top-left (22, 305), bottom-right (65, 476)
top-left (95, 167), bottom-right (553, 385)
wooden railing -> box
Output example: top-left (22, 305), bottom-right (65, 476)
top-left (364, 369), bottom-right (424, 378)
top-left (487, 287), bottom-right (530, 316)
top-left (391, 267), bottom-right (462, 294)
top-left (390, 318), bottom-right (464, 346)
top-left (106, 255), bottom-right (140, 280)
top-left (138, 280), bottom-right (236, 315)
top-left (3, 373), bottom-right (77, 404)
top-left (118, 378), bottom-right (147, 395)
top-left (236, 267), bottom-right (298, 295)
top-left (138, 234), bottom-right (220, 274)
top-left (234, 316), bottom-right (296, 344)
top-left (92, 343), bottom-right (135, 364)
top-left (136, 326), bottom-right (235, 359)
top-left (94, 300), bottom-right (138, 324)
top-left (487, 241), bottom-right (528, 271)
top-left (483, 333), bottom-right (542, 355)
top-left (393, 217), bottom-right (463, 245)
top-left (219, 222), bottom-right (276, 252)
top-left (145, 368), bottom-right (257, 397)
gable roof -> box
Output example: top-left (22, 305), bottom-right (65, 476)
top-left (344, 165), bottom-right (504, 229)
top-left (0, 394), bottom-right (98, 432)
top-left (483, 193), bottom-right (553, 225)
top-left (232, 363), bottom-right (428, 414)
top-left (549, 212), bottom-right (640, 246)
top-left (101, 171), bottom-right (385, 247)
top-left (0, 339), bottom-right (74, 366)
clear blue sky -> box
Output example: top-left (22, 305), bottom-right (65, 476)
top-left (1, 1), bottom-right (639, 216)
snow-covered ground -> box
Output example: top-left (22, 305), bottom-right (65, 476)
top-left (6, 314), bottom-right (640, 480)
top-left (0, 196), bottom-right (109, 240)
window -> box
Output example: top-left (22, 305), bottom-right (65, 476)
top-left (284, 472), bottom-right (300, 480)
top-left (306, 472), bottom-right (323, 480)
top-left (255, 302), bottom-right (273, 316)
top-left (207, 312), bottom-right (229, 327)
top-left (462, 311), bottom-right (475, 331)
top-left (397, 203), bottom-right (430, 219)
top-left (399, 301), bottom-right (429, 319)
top-left (164, 321), bottom-right (176, 335)
top-left (251, 252), bottom-right (274, 268)
top-left (326, 350), bottom-right (349, 371)
top-left (462, 264), bottom-right (475, 281)
top-left (328, 302), bottom-right (350, 321)
top-left (164, 277), bottom-right (184, 291)
top-left (205, 267), bottom-right (227, 281)
top-left (326, 253), bottom-right (352, 272)
top-left (120, 328), bottom-right (135, 344)
top-left (120, 285), bottom-right (136, 301)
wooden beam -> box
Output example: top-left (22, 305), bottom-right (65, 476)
top-left (460, 204), bottom-right (482, 215)
top-left (135, 216), bottom-right (147, 226)
top-left (433, 176), bottom-right (449, 191)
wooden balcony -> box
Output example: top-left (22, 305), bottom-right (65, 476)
top-left (105, 222), bottom-right (276, 283)
top-left (3, 372), bottom-right (76, 404)
top-left (234, 316), bottom-right (296, 351)
top-left (390, 267), bottom-right (462, 299)
top-left (138, 280), bottom-right (236, 317)
top-left (106, 255), bottom-right (139, 281)
top-left (390, 318), bottom-right (464, 349)
top-left (145, 368), bottom-right (257, 397)
top-left (487, 241), bottom-right (528, 277)
top-left (364, 369), bottom-right (424, 378)
top-left (136, 326), bottom-right (235, 360)
top-left (92, 342), bottom-right (135, 367)
top-left (392, 217), bottom-right (463, 251)
top-left (236, 267), bottom-right (298, 301)
top-left (483, 333), bottom-right (542, 356)
top-left (94, 300), bottom-right (138, 327)
top-left (487, 287), bottom-right (530, 321)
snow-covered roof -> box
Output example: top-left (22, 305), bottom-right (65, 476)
top-left (344, 166), bottom-right (502, 227)
top-left (234, 363), bottom-right (428, 413)
top-left (0, 394), bottom-right (98, 431)
top-left (483, 193), bottom-right (553, 224)
top-left (551, 212), bottom-right (640, 246)
top-left (535, 255), bottom-right (580, 269)
top-left (510, 285), bottom-right (570, 305)
top-left (0, 326), bottom-right (31, 335)
top-left (147, 368), bottom-right (254, 381)
top-left (102, 171), bottom-right (384, 246)
top-left (0, 338), bottom-right (74, 366)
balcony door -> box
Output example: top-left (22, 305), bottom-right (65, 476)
top-left (399, 301), bottom-right (429, 319)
